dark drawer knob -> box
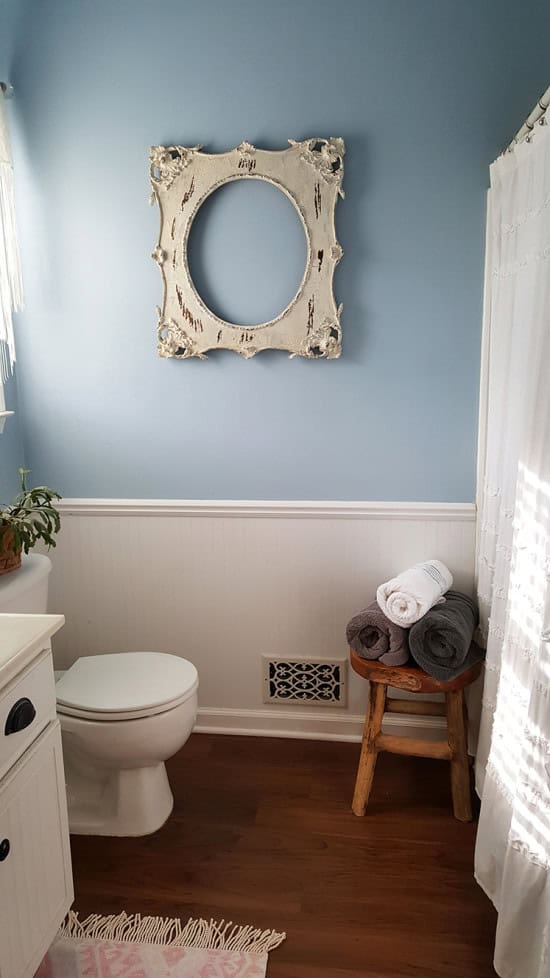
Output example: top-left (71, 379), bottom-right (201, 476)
top-left (0, 839), bottom-right (10, 861)
top-left (4, 697), bottom-right (36, 736)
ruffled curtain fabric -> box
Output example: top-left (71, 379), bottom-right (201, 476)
top-left (475, 113), bottom-right (550, 978)
top-left (0, 87), bottom-right (23, 375)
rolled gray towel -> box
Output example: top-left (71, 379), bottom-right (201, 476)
top-left (346, 601), bottom-right (409, 666)
top-left (408, 590), bottom-right (485, 681)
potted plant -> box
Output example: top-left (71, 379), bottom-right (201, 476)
top-left (0, 469), bottom-right (61, 576)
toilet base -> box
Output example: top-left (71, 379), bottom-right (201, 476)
top-left (66, 761), bottom-right (174, 837)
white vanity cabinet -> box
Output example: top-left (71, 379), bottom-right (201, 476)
top-left (0, 615), bottom-right (73, 978)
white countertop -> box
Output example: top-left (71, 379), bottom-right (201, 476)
top-left (0, 614), bottom-right (65, 687)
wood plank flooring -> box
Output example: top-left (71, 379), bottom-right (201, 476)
top-left (70, 734), bottom-right (497, 978)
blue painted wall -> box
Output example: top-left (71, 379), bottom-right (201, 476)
top-left (2, 0), bottom-right (550, 500)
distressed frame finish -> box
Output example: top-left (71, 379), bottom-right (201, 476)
top-left (149, 138), bottom-right (345, 359)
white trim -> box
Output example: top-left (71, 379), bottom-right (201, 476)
top-left (0, 409), bottom-right (14, 434)
top-left (57, 498), bottom-right (475, 521)
top-left (194, 706), bottom-right (447, 743)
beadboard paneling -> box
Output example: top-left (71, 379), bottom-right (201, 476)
top-left (47, 500), bottom-right (476, 740)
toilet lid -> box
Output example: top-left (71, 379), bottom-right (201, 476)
top-left (56, 652), bottom-right (198, 720)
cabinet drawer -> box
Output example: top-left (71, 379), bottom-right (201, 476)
top-left (0, 721), bottom-right (73, 978)
top-left (0, 651), bottom-right (56, 779)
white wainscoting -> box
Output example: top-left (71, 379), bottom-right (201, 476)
top-left (48, 499), bottom-right (476, 742)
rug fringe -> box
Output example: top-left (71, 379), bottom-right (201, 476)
top-left (59, 911), bottom-right (285, 955)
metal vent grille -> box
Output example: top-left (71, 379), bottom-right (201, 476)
top-left (262, 656), bottom-right (347, 707)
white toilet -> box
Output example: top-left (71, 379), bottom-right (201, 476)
top-left (0, 554), bottom-right (199, 837)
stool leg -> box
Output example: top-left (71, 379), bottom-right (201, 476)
top-left (446, 689), bottom-right (472, 822)
top-left (352, 683), bottom-right (386, 816)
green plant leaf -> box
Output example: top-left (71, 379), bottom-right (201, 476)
top-left (0, 471), bottom-right (62, 557)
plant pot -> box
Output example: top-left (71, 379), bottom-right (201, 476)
top-left (0, 528), bottom-right (22, 576)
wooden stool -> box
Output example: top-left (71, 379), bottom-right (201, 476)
top-left (350, 649), bottom-right (482, 822)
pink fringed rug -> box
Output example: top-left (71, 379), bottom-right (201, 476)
top-left (37, 912), bottom-right (286, 978)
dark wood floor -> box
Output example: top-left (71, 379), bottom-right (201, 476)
top-left (70, 734), bottom-right (497, 978)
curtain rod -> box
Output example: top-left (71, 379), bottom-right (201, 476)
top-left (0, 82), bottom-right (14, 98)
top-left (507, 83), bottom-right (550, 151)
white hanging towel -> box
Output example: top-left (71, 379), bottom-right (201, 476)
top-left (376, 560), bottom-right (453, 627)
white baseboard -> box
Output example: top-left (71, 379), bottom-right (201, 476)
top-left (195, 706), bottom-right (447, 743)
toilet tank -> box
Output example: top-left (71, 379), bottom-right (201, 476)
top-left (0, 554), bottom-right (52, 613)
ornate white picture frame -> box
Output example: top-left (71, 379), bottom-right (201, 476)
top-left (149, 138), bottom-right (345, 359)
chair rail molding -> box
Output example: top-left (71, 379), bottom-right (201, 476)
top-left (56, 499), bottom-right (475, 521)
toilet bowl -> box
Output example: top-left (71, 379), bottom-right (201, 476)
top-left (56, 652), bottom-right (198, 836)
top-left (0, 555), bottom-right (199, 837)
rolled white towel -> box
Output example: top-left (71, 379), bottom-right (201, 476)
top-left (376, 560), bottom-right (453, 627)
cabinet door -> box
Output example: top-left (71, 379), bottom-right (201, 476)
top-left (0, 721), bottom-right (73, 978)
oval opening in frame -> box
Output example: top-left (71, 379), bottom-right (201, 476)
top-left (186, 178), bottom-right (308, 328)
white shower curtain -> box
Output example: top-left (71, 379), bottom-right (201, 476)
top-left (0, 88), bottom-right (23, 364)
top-left (0, 86), bottom-right (23, 430)
top-left (475, 114), bottom-right (550, 978)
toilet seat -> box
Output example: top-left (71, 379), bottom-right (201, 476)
top-left (56, 651), bottom-right (199, 721)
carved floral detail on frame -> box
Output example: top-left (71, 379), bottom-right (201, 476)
top-left (149, 145), bottom-right (203, 197)
top-left (291, 304), bottom-right (343, 360)
top-left (237, 141), bottom-right (256, 157)
top-left (288, 138), bottom-right (346, 196)
top-left (150, 137), bottom-right (345, 359)
top-left (156, 311), bottom-right (207, 360)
